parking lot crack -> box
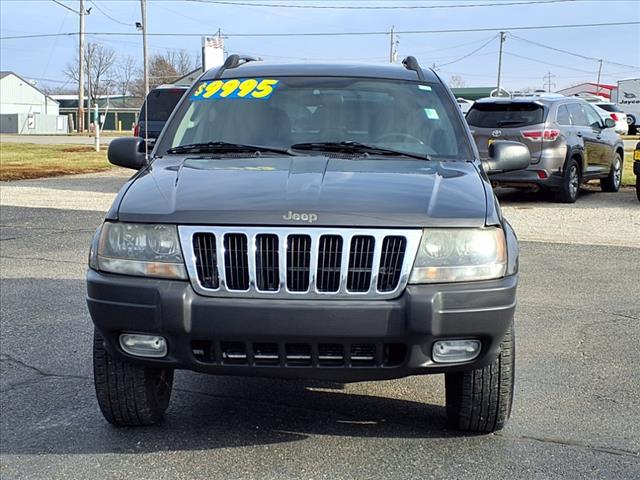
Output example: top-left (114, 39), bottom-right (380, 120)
top-left (496, 433), bottom-right (640, 458)
top-left (0, 353), bottom-right (90, 387)
top-left (0, 254), bottom-right (85, 265)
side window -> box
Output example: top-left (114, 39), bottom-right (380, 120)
top-left (567, 103), bottom-right (588, 127)
top-left (556, 104), bottom-right (571, 125)
top-left (583, 104), bottom-right (603, 129)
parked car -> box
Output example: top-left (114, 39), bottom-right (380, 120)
top-left (134, 85), bottom-right (188, 141)
top-left (90, 55), bottom-right (531, 433)
top-left (456, 97), bottom-right (473, 114)
top-left (466, 96), bottom-right (625, 203)
top-left (590, 102), bottom-right (628, 135)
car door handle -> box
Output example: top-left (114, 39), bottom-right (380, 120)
top-left (576, 131), bottom-right (583, 137)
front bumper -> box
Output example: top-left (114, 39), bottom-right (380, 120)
top-left (87, 269), bottom-right (517, 382)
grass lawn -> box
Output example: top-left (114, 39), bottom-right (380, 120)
top-left (0, 142), bottom-right (112, 181)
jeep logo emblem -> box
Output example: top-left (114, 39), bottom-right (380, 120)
top-left (491, 130), bottom-right (502, 137)
top-left (283, 211), bottom-right (318, 223)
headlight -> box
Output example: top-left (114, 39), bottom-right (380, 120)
top-left (409, 228), bottom-right (506, 283)
top-left (96, 222), bottom-right (187, 279)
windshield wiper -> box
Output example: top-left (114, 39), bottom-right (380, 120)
top-left (290, 141), bottom-right (431, 161)
top-left (166, 141), bottom-right (294, 156)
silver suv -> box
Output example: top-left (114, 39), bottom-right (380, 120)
top-left (466, 96), bottom-right (625, 203)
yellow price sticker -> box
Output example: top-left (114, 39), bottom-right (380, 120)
top-left (191, 78), bottom-right (280, 100)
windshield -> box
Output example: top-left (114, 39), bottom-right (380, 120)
top-left (157, 76), bottom-right (472, 160)
top-left (466, 102), bottom-right (546, 128)
top-left (140, 89), bottom-right (187, 122)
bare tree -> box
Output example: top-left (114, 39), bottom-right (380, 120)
top-left (116, 55), bottom-right (139, 105)
top-left (449, 75), bottom-right (467, 88)
top-left (64, 42), bottom-right (117, 105)
top-left (167, 49), bottom-right (196, 76)
top-left (131, 49), bottom-right (197, 97)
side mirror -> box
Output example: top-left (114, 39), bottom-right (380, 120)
top-left (484, 140), bottom-right (531, 174)
top-left (603, 117), bottom-right (616, 129)
top-left (107, 137), bottom-right (148, 170)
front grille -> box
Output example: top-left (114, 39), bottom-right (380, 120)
top-left (191, 340), bottom-right (407, 368)
top-left (183, 227), bottom-right (421, 299)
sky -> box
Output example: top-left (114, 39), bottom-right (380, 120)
top-left (1, 0), bottom-right (639, 93)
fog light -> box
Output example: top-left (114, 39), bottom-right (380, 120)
top-left (119, 334), bottom-right (167, 358)
top-left (432, 339), bottom-right (481, 363)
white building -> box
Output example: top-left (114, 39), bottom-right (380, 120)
top-left (0, 71), bottom-right (67, 134)
top-left (0, 71), bottom-right (59, 115)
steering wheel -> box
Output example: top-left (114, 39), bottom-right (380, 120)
top-left (374, 132), bottom-right (424, 145)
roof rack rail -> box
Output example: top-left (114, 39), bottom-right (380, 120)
top-left (401, 56), bottom-right (425, 82)
top-left (214, 54), bottom-right (261, 79)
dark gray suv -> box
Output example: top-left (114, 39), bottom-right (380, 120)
top-left (466, 95), bottom-right (625, 203)
top-left (89, 55), bottom-right (532, 433)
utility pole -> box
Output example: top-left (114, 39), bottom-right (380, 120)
top-left (140, 0), bottom-right (149, 96)
top-left (495, 31), bottom-right (506, 96)
top-left (596, 59), bottom-right (603, 95)
top-left (78, 0), bottom-right (86, 132)
top-left (389, 26), bottom-right (398, 63)
top-left (543, 71), bottom-right (556, 92)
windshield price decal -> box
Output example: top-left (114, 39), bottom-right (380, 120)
top-left (191, 78), bottom-right (280, 100)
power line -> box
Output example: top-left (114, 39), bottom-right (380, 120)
top-left (436, 35), bottom-right (497, 67)
top-left (503, 51), bottom-right (596, 73)
top-left (508, 33), bottom-right (640, 69)
top-left (50, 0), bottom-right (80, 14)
top-left (3, 21), bottom-right (638, 40)
top-left (184, 0), bottom-right (578, 9)
top-left (89, 1), bottom-right (132, 27)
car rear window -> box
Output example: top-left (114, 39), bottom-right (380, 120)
top-left (139, 89), bottom-right (186, 121)
top-left (466, 102), bottom-right (545, 128)
top-left (595, 103), bottom-right (623, 113)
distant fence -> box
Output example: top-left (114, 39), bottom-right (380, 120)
top-left (0, 113), bottom-right (68, 135)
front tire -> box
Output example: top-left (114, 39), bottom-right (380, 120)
top-left (601, 152), bottom-right (622, 192)
top-left (93, 329), bottom-right (174, 426)
top-left (445, 322), bottom-right (515, 433)
top-left (554, 158), bottom-right (580, 203)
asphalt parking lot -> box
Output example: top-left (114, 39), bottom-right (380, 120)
top-left (1, 172), bottom-right (639, 479)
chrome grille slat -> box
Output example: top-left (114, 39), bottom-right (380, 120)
top-left (347, 235), bottom-right (375, 292)
top-left (224, 233), bottom-right (249, 291)
top-left (377, 236), bottom-right (407, 292)
top-left (256, 234), bottom-right (279, 291)
top-left (181, 227), bottom-right (421, 300)
top-left (287, 234), bottom-right (311, 292)
top-left (317, 235), bottom-right (343, 292)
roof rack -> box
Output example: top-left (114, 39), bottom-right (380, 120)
top-left (401, 56), bottom-right (425, 82)
top-left (214, 54), bottom-right (261, 79)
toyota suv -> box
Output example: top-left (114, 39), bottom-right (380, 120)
top-left (87, 55), bottom-right (531, 433)
top-left (466, 96), bottom-right (625, 203)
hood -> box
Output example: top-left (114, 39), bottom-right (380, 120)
top-left (116, 155), bottom-right (488, 227)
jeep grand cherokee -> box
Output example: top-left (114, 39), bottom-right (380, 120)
top-left (87, 55), bottom-right (530, 433)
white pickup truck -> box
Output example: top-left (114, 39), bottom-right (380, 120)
top-left (614, 78), bottom-right (640, 134)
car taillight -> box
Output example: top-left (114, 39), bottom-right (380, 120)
top-left (521, 129), bottom-right (560, 142)
top-left (133, 123), bottom-right (139, 137)
top-left (610, 113), bottom-right (619, 122)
